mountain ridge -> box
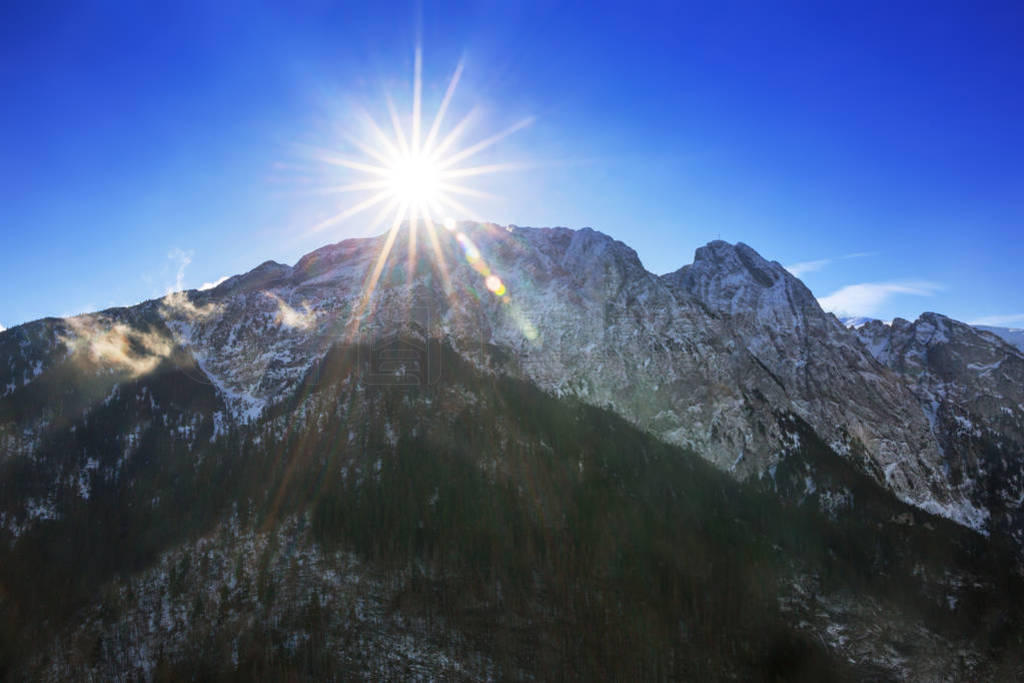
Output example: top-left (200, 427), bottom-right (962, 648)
top-left (2, 223), bottom-right (1019, 538)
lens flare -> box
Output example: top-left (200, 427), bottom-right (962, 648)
top-left (303, 46), bottom-right (538, 342)
top-left (485, 275), bottom-right (506, 296)
top-left (307, 47), bottom-right (532, 237)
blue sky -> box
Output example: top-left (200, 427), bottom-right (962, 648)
top-left (2, 1), bottom-right (1023, 330)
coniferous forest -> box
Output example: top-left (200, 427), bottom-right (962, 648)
top-left (2, 341), bottom-right (1022, 679)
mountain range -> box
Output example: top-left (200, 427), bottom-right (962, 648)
top-left (2, 223), bottom-right (1023, 680)
top-left (973, 325), bottom-right (1024, 354)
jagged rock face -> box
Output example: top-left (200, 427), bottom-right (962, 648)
top-left (473, 233), bottom-right (977, 529)
top-left (449, 228), bottom-right (792, 475)
top-left (663, 242), bottom-right (978, 528)
top-left (0, 225), bottom-right (1000, 534)
top-left (857, 314), bottom-right (1024, 546)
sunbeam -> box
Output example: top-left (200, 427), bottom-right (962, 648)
top-left (309, 47), bottom-right (528, 232)
top-left (302, 45), bottom-right (536, 342)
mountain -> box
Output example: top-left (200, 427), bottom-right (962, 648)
top-left (838, 315), bottom-right (877, 329)
top-left (846, 319), bottom-right (1024, 355)
top-left (2, 223), bottom-right (1024, 679)
top-left (976, 325), bottom-right (1024, 353)
top-left (854, 314), bottom-right (1024, 548)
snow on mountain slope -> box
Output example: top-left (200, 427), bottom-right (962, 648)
top-left (0, 224), bottom-right (1006, 535)
top-left (856, 313), bottom-right (1024, 546)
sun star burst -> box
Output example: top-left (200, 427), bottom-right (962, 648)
top-left (302, 47), bottom-right (533, 340)
top-left (309, 48), bottom-right (532, 238)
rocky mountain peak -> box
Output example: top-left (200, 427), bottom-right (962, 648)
top-left (552, 227), bottom-right (652, 300)
top-left (852, 309), bottom-right (1024, 543)
top-left (662, 240), bottom-right (821, 325)
top-left (212, 260), bottom-right (293, 294)
top-left (561, 227), bottom-right (644, 268)
top-left (694, 240), bottom-right (779, 286)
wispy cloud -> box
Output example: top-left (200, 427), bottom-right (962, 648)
top-left (60, 315), bottom-right (175, 377)
top-left (264, 292), bottom-right (317, 330)
top-left (818, 281), bottom-right (942, 317)
top-left (166, 248), bottom-right (227, 292)
top-left (160, 290), bottom-right (223, 325)
top-left (159, 248), bottom-right (223, 323)
top-left (198, 276), bottom-right (229, 291)
top-left (785, 251), bottom-right (876, 278)
top-left (785, 258), bottom-right (832, 278)
top-left (168, 248), bottom-right (193, 292)
top-left (55, 249), bottom-right (202, 378)
top-left (969, 313), bottom-right (1024, 328)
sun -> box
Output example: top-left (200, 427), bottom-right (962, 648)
top-left (299, 47), bottom-right (534, 339)
top-left (305, 47), bottom-right (532, 237)
top-left (386, 153), bottom-right (442, 205)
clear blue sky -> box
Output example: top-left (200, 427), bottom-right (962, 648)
top-left (2, 1), bottom-right (1023, 329)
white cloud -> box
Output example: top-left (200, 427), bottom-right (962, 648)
top-left (968, 313), bottom-right (1024, 328)
top-left (817, 281), bottom-right (942, 317)
top-left (785, 258), bottom-right (832, 277)
top-left (264, 292), bottom-right (317, 330)
top-left (167, 248), bottom-right (193, 293)
top-left (156, 248), bottom-right (224, 323)
top-left (60, 314), bottom-right (175, 377)
top-left (166, 249), bottom-right (228, 292)
top-left (160, 290), bottom-right (223, 325)
top-left (785, 251), bottom-right (875, 278)
top-left (198, 276), bottom-right (229, 291)
top-left (0, 323), bottom-right (5, 332)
